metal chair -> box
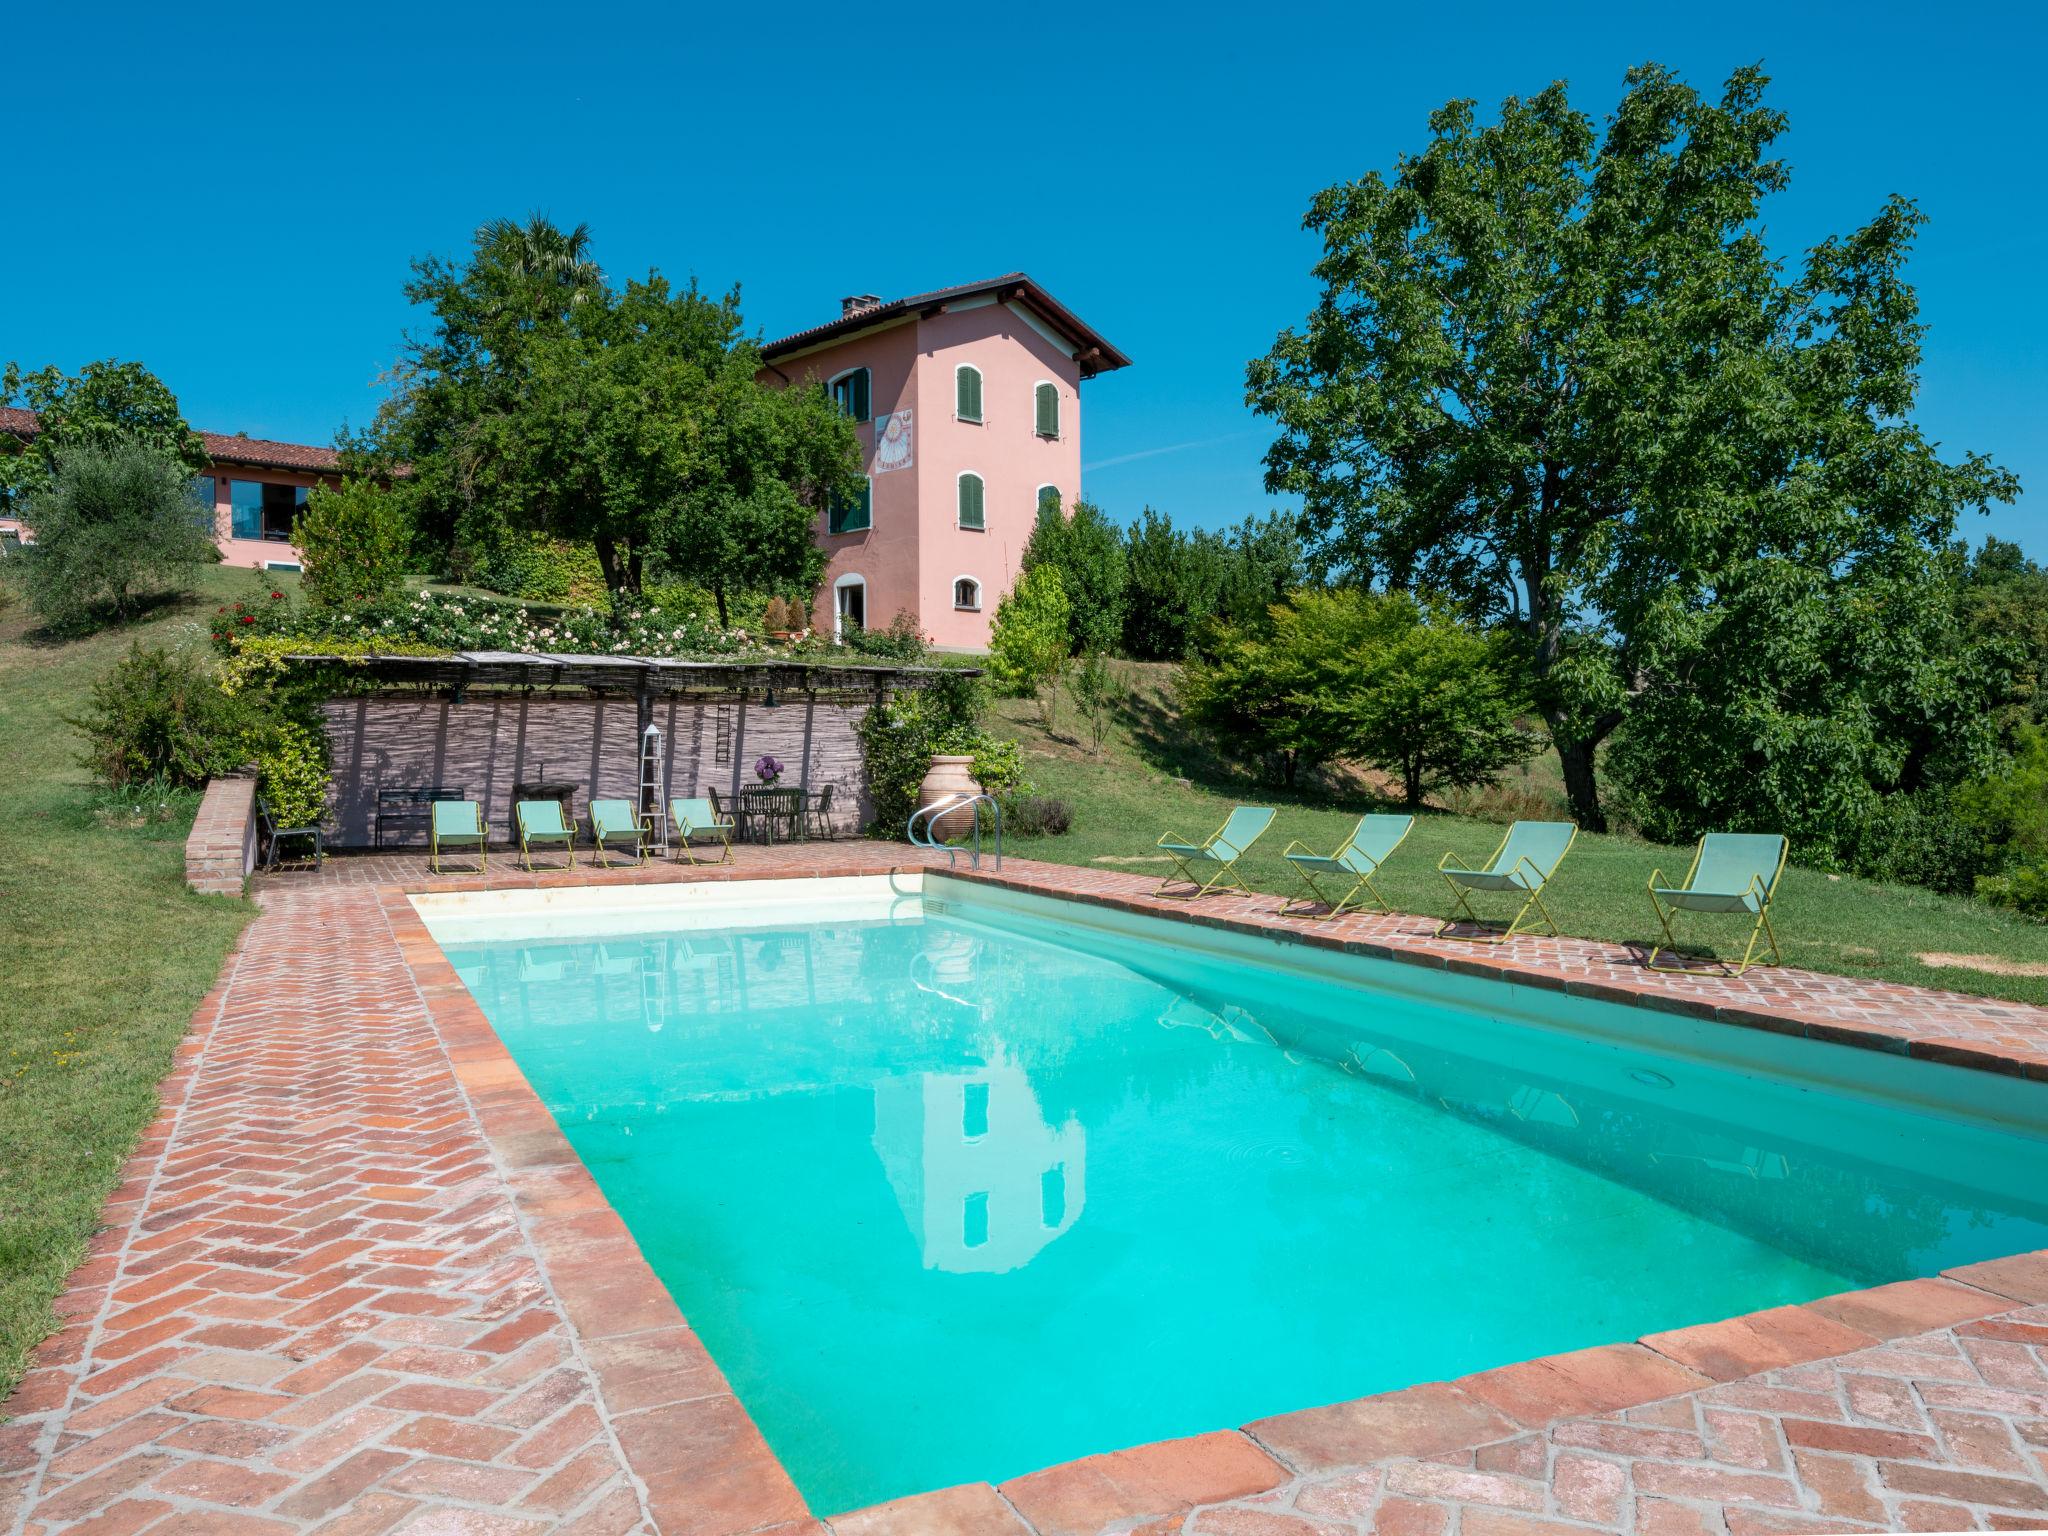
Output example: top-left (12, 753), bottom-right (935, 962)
top-left (806, 783), bottom-right (837, 840)
top-left (257, 796), bottom-right (323, 871)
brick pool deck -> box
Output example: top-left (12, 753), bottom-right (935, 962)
top-left (2, 844), bottom-right (2045, 1536)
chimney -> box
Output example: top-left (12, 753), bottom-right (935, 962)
top-left (841, 293), bottom-right (883, 317)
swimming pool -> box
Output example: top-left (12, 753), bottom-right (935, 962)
top-left (421, 875), bottom-right (2048, 1515)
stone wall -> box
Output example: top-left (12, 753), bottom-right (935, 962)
top-left (186, 775), bottom-right (258, 893)
top-left (320, 690), bottom-right (874, 848)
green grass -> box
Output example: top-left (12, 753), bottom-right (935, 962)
top-left (987, 663), bottom-right (2048, 1006)
top-left (0, 565), bottom-right (262, 1401)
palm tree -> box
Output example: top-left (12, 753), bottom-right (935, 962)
top-left (475, 214), bottom-right (603, 302)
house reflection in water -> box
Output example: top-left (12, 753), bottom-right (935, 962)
top-left (873, 1053), bottom-right (1085, 1274)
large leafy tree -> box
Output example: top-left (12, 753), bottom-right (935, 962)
top-left (16, 441), bottom-right (219, 627)
top-left (365, 218), bottom-right (858, 618)
top-left (2, 359), bottom-right (208, 516)
top-left (1021, 498), bottom-right (1128, 654)
top-left (1247, 65), bottom-right (2017, 829)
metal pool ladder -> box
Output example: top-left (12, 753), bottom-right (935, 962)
top-left (908, 794), bottom-right (1003, 871)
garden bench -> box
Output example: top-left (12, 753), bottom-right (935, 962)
top-left (375, 786), bottom-right (467, 849)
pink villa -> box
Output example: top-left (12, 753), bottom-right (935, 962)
top-left (760, 274), bottom-right (1130, 649)
top-left (0, 405), bottom-right (344, 569)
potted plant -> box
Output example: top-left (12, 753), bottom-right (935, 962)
top-left (754, 754), bottom-right (785, 786)
top-left (763, 596), bottom-right (798, 642)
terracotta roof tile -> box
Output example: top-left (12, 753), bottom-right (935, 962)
top-left (0, 406), bottom-right (343, 473)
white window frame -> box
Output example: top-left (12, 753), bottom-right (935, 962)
top-left (952, 575), bottom-right (983, 611)
top-left (832, 573), bottom-right (868, 639)
top-left (957, 470), bottom-right (986, 531)
top-left (1031, 379), bottom-right (1062, 440)
top-left (954, 362), bottom-right (984, 424)
top-left (827, 365), bottom-right (872, 423)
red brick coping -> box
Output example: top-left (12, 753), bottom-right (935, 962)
top-left (5, 846), bottom-right (2046, 1536)
top-left (184, 775), bottom-right (258, 895)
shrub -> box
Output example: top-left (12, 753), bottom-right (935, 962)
top-left (1022, 498), bottom-right (1127, 654)
top-left (842, 610), bottom-right (927, 661)
top-left (206, 583), bottom-right (299, 655)
top-left (1067, 652), bottom-right (1130, 758)
top-left (1976, 863), bottom-right (2048, 919)
top-left (294, 477), bottom-right (413, 606)
top-left (1002, 794), bottom-right (1072, 837)
top-left (857, 672), bottom-right (1015, 833)
top-left (16, 441), bottom-right (218, 628)
top-left (246, 718), bottom-right (330, 827)
top-left (988, 567), bottom-right (1071, 726)
top-left (72, 643), bottom-right (256, 789)
top-left (475, 531), bottom-right (610, 603)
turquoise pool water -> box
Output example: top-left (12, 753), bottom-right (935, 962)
top-left (431, 881), bottom-right (2048, 1515)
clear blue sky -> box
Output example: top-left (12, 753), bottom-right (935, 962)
top-left (6, 1), bottom-right (2041, 551)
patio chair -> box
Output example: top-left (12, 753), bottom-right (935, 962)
top-left (515, 799), bottom-right (576, 871)
top-left (1646, 832), bottom-right (1788, 977)
top-left (670, 796), bottom-right (735, 865)
top-left (257, 795), bottom-right (322, 872)
top-left (1154, 806), bottom-right (1275, 899)
top-left (429, 799), bottom-right (487, 875)
top-left (590, 798), bottom-right (650, 868)
top-left (806, 782), bottom-right (837, 840)
top-left (1280, 813), bottom-right (1414, 920)
top-left (1435, 820), bottom-right (1577, 942)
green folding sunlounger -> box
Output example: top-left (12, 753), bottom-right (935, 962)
top-left (429, 799), bottom-right (487, 875)
top-left (1646, 832), bottom-right (1788, 976)
top-left (1280, 813), bottom-right (1414, 920)
top-left (515, 799), bottom-right (577, 872)
top-left (590, 798), bottom-right (650, 868)
top-left (1436, 820), bottom-right (1577, 942)
top-left (1154, 806), bottom-right (1275, 899)
top-left (670, 795), bottom-right (735, 865)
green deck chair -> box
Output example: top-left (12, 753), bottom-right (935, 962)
top-left (669, 796), bottom-right (735, 865)
top-left (515, 799), bottom-right (576, 871)
top-left (429, 799), bottom-right (487, 875)
top-left (589, 798), bottom-right (650, 868)
top-left (1280, 813), bottom-right (1414, 920)
top-left (1436, 820), bottom-right (1577, 942)
top-left (1154, 806), bottom-right (1275, 899)
top-left (1646, 832), bottom-right (1788, 976)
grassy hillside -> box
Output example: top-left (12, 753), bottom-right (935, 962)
top-left (986, 662), bottom-right (2048, 1005)
top-left (0, 565), bottom-right (262, 1400)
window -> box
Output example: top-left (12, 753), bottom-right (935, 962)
top-left (834, 575), bottom-right (867, 637)
top-left (229, 480), bottom-right (306, 542)
top-left (1033, 381), bottom-right (1060, 439)
top-left (828, 477), bottom-right (871, 534)
top-left (962, 1190), bottom-right (989, 1249)
top-left (1036, 484), bottom-right (1061, 519)
top-left (956, 472), bottom-right (985, 530)
top-left (190, 475), bottom-right (217, 533)
top-left (955, 364), bottom-right (983, 423)
top-left (953, 577), bottom-right (981, 611)
top-left (830, 367), bottom-right (871, 423)
top-left (961, 1082), bottom-right (989, 1139)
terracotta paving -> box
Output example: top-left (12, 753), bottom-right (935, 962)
top-left (3, 843), bottom-right (2046, 1536)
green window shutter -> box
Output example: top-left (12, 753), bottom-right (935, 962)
top-left (1034, 382), bottom-right (1059, 438)
top-left (853, 368), bottom-right (870, 422)
top-left (1037, 485), bottom-right (1061, 518)
top-left (830, 479), bottom-right (872, 534)
top-left (957, 366), bottom-right (982, 422)
top-left (958, 474), bottom-right (984, 530)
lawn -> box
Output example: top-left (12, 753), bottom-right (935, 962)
top-left (0, 563), bottom-right (265, 1401)
top-left (987, 663), bottom-right (2048, 1006)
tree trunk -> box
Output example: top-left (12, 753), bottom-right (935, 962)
top-left (592, 535), bottom-right (625, 599)
top-left (1554, 735), bottom-right (1606, 832)
top-left (1403, 759), bottom-right (1424, 808)
top-left (713, 584), bottom-right (730, 628)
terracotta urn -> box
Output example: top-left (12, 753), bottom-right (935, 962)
top-left (917, 755), bottom-right (981, 841)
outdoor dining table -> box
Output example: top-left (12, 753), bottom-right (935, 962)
top-left (736, 785), bottom-right (806, 844)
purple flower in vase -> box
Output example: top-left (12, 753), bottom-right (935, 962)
top-left (754, 754), bottom-right (784, 784)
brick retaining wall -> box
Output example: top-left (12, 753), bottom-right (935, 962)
top-left (184, 774), bottom-right (257, 893)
